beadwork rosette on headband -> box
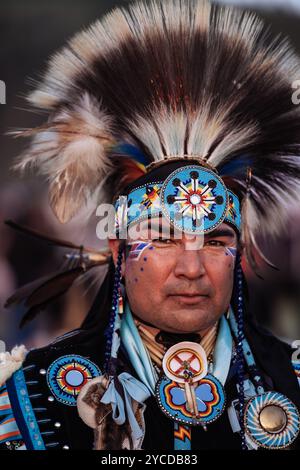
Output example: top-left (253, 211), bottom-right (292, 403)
top-left (10, 0), bottom-right (300, 265)
top-left (114, 162), bottom-right (241, 236)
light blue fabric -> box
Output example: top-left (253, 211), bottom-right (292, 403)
top-left (122, 304), bottom-right (233, 391)
top-left (6, 369), bottom-right (45, 450)
top-left (100, 372), bottom-right (150, 440)
top-left (120, 304), bottom-right (158, 394)
top-left (212, 315), bottom-right (233, 385)
top-left (117, 304), bottom-right (234, 445)
top-left (111, 302), bottom-right (122, 360)
top-left (228, 307), bottom-right (256, 368)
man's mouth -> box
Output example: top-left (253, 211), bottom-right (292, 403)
top-left (168, 293), bottom-right (209, 305)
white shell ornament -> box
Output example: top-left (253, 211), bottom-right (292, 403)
top-left (162, 342), bottom-right (208, 384)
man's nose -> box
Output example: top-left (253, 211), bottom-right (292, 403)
top-left (173, 245), bottom-right (206, 280)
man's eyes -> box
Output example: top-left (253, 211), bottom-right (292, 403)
top-left (152, 238), bottom-right (174, 244)
top-left (205, 239), bottom-right (226, 247)
top-left (150, 238), bottom-right (227, 247)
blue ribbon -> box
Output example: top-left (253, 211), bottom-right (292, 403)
top-left (212, 315), bottom-right (233, 385)
top-left (121, 304), bottom-right (158, 394)
top-left (100, 372), bottom-right (150, 440)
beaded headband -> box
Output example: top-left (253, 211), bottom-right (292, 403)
top-left (115, 163), bottom-right (241, 236)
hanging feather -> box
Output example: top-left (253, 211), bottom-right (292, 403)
top-left (5, 267), bottom-right (84, 328)
top-left (4, 220), bottom-right (111, 327)
top-left (240, 169), bottom-right (279, 277)
top-left (5, 267), bottom-right (83, 309)
top-left (241, 195), bottom-right (264, 280)
top-left (4, 219), bottom-right (110, 259)
top-left (6, 261), bottom-right (110, 329)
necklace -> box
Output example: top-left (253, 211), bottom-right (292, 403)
top-left (154, 317), bottom-right (232, 429)
top-left (134, 319), bottom-right (218, 369)
top-left (121, 306), bottom-right (233, 450)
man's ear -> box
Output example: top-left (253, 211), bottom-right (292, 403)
top-left (108, 238), bottom-right (126, 276)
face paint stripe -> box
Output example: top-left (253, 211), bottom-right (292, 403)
top-left (225, 247), bottom-right (237, 258)
top-left (128, 242), bottom-right (152, 261)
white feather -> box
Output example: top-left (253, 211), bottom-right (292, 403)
top-left (0, 345), bottom-right (28, 387)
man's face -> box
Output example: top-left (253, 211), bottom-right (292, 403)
top-left (109, 217), bottom-right (238, 334)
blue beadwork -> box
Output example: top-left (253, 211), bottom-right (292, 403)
top-left (160, 166), bottom-right (229, 234)
top-left (47, 355), bottom-right (101, 406)
top-left (156, 374), bottom-right (226, 427)
top-left (114, 179), bottom-right (241, 233)
top-left (235, 254), bottom-right (247, 450)
top-left (244, 392), bottom-right (300, 449)
top-left (6, 369), bottom-right (45, 450)
top-left (104, 244), bottom-right (124, 374)
top-left (174, 422), bottom-right (192, 450)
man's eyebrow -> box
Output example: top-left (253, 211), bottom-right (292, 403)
top-left (143, 222), bottom-right (235, 238)
top-left (206, 228), bottom-right (235, 238)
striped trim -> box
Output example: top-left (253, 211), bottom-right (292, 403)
top-left (0, 417), bottom-right (21, 441)
top-left (6, 369), bottom-right (45, 450)
top-left (0, 384), bottom-right (22, 444)
top-left (0, 391), bottom-right (11, 415)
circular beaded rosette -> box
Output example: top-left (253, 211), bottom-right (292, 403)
top-left (160, 165), bottom-right (228, 234)
top-left (47, 355), bottom-right (101, 406)
top-left (244, 391), bottom-right (300, 449)
top-left (155, 373), bottom-right (226, 426)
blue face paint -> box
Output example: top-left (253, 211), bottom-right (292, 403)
top-left (225, 247), bottom-right (237, 258)
top-left (128, 241), bottom-right (151, 261)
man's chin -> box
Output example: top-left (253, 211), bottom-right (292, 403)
top-left (159, 310), bottom-right (214, 334)
top-left (158, 324), bottom-right (209, 335)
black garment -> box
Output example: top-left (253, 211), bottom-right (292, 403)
top-left (1, 267), bottom-right (300, 450)
top-left (1, 309), bottom-right (298, 450)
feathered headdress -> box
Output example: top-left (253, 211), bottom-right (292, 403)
top-left (11, 0), bottom-right (300, 250)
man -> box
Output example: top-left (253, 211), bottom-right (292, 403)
top-left (1, 0), bottom-right (300, 451)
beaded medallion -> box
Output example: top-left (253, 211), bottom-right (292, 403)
top-left (156, 342), bottom-right (225, 426)
top-left (156, 373), bottom-right (226, 426)
top-left (244, 391), bottom-right (300, 449)
top-left (47, 355), bottom-right (101, 406)
top-left (160, 165), bottom-right (228, 234)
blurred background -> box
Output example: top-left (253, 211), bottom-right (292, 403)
top-left (1, 0), bottom-right (300, 350)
